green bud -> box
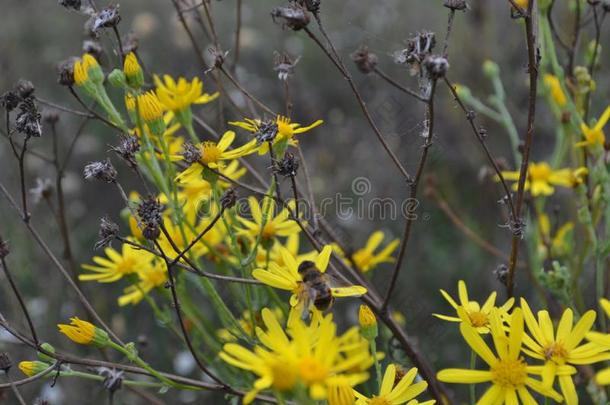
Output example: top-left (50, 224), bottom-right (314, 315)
top-left (37, 342), bottom-right (56, 363)
top-left (108, 69), bottom-right (127, 89)
top-left (482, 60), bottom-right (500, 78)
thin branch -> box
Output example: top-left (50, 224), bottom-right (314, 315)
top-left (372, 67), bottom-right (428, 102)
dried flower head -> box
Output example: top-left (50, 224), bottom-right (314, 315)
top-left (494, 264), bottom-right (509, 286)
top-left (59, 0), bottom-right (82, 11)
top-left (255, 120), bottom-right (279, 144)
top-left (297, 0), bottom-right (320, 13)
top-left (56, 58), bottom-right (77, 87)
top-left (15, 97), bottom-right (42, 138)
top-left (83, 159), bottom-right (118, 183)
top-left (15, 79), bottom-right (35, 99)
top-left (394, 31), bottom-right (436, 75)
top-left (95, 216), bottom-right (119, 250)
top-left (83, 40), bottom-right (104, 60)
top-left (351, 45), bottom-right (378, 74)
top-left (137, 196), bottom-right (164, 241)
top-left (443, 0), bottom-right (468, 10)
top-left (97, 367), bottom-right (124, 393)
top-left (111, 135), bottom-right (140, 170)
top-left (271, 3), bottom-right (310, 31)
top-left (273, 152), bottom-right (299, 177)
top-left (273, 52), bottom-right (300, 81)
top-left (180, 142), bottom-right (202, 166)
top-left (0, 91), bottom-right (20, 112)
top-left (424, 55), bottom-right (449, 79)
top-left (0, 352), bottom-right (11, 372)
top-left (30, 178), bottom-right (54, 204)
top-left (91, 5), bottom-right (121, 34)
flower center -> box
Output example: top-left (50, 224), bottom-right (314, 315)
top-left (298, 357), bottom-right (328, 385)
top-left (117, 258), bottom-right (136, 275)
top-left (261, 222), bottom-right (276, 239)
top-left (276, 116), bottom-right (294, 139)
top-left (544, 342), bottom-right (568, 362)
top-left (468, 310), bottom-right (489, 328)
top-left (491, 358), bottom-right (527, 388)
top-left (369, 396), bottom-right (392, 405)
top-left (528, 163), bottom-right (552, 182)
top-left (201, 142), bottom-right (221, 165)
top-left (352, 250), bottom-right (372, 269)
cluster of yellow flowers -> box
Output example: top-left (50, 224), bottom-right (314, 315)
top-left (435, 281), bottom-right (610, 404)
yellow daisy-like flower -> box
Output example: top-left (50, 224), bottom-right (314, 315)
top-left (437, 308), bottom-right (563, 404)
top-left (354, 364), bottom-right (434, 405)
top-left (255, 233), bottom-right (317, 268)
top-left (230, 115), bottom-right (323, 154)
top-left (18, 361), bottom-right (50, 377)
top-left (575, 105), bottom-right (610, 148)
top-left (154, 74), bottom-right (219, 112)
top-left (543, 74), bottom-right (567, 108)
top-left (237, 197), bottom-right (301, 242)
top-left (433, 280), bottom-right (515, 334)
top-left (587, 299), bottom-right (610, 385)
top-left (58, 317), bottom-right (109, 347)
top-left (79, 242), bottom-right (155, 283)
top-left (118, 262), bottom-right (168, 306)
top-left (351, 231), bottom-right (399, 273)
top-left (219, 308), bottom-right (371, 403)
top-left (175, 130), bottom-right (257, 173)
top-left (537, 213), bottom-right (574, 259)
top-left (499, 162), bottom-right (588, 197)
top-left (518, 299), bottom-right (609, 405)
top-left (252, 245), bottom-right (367, 314)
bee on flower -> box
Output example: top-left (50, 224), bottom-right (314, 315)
top-left (433, 280), bottom-right (514, 333)
top-left (498, 162), bottom-right (588, 197)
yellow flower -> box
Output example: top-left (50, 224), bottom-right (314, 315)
top-left (58, 317), bottom-right (109, 347)
top-left (154, 74), bottom-right (219, 112)
top-left (217, 308), bottom-right (284, 342)
top-left (175, 130), bottom-right (257, 172)
top-left (118, 262), bottom-right (168, 306)
top-left (252, 245), bottom-right (367, 315)
top-left (575, 105), bottom-right (610, 148)
top-left (219, 308), bottom-right (371, 403)
top-left (358, 305), bottom-right (376, 329)
top-left (328, 376), bottom-right (356, 405)
top-left (351, 231), bottom-right (399, 273)
top-left (355, 364), bottom-right (434, 405)
top-left (18, 361), bottom-right (50, 377)
top-left (544, 74), bottom-right (567, 107)
top-left (255, 233), bottom-right (317, 268)
top-left (587, 299), bottom-right (610, 386)
top-left (513, 0), bottom-right (528, 9)
top-left (437, 308), bottom-right (563, 404)
top-left (123, 52), bottom-right (144, 88)
top-left (230, 115), bottom-right (323, 154)
top-left (499, 162), bottom-right (588, 196)
top-left (80, 241), bottom-right (155, 283)
top-left (237, 197), bottom-right (301, 242)
top-left (537, 213), bottom-right (574, 258)
top-left (136, 91), bottom-right (165, 123)
top-left (519, 299), bottom-right (609, 404)
top-left (73, 53), bottom-right (100, 86)
top-left (433, 280), bottom-right (514, 333)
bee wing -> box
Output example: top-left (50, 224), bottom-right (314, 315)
top-left (324, 274), bottom-right (368, 297)
top-left (296, 285), bottom-right (318, 320)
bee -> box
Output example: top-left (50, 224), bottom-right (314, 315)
top-left (297, 260), bottom-right (335, 319)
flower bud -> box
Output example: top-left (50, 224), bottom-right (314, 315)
top-left (123, 52), bottom-right (144, 89)
top-left (18, 361), bottom-right (49, 377)
top-left (482, 60), bottom-right (500, 78)
top-left (58, 317), bottom-right (110, 347)
top-left (358, 305), bottom-right (378, 340)
top-left (107, 69), bottom-right (127, 89)
top-left (37, 343), bottom-right (56, 363)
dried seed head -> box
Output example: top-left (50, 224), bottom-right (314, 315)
top-left (95, 216), bottom-right (119, 250)
top-left (273, 51), bottom-right (300, 81)
top-left (271, 3), bottom-right (310, 31)
top-left (424, 55), bottom-right (449, 79)
top-left (137, 196), bottom-right (164, 241)
top-left (15, 79), bottom-right (35, 99)
top-left (494, 264), bottom-right (509, 286)
top-left (97, 367), bottom-right (124, 394)
top-left (180, 142), bottom-right (202, 166)
top-left (220, 188), bottom-right (237, 209)
top-left (15, 97), bottom-right (42, 138)
top-left (255, 120), bottom-right (279, 144)
top-left (351, 46), bottom-right (378, 74)
top-left (59, 0), bottom-right (82, 10)
top-left (91, 5), bottom-right (121, 34)
top-left (111, 135), bottom-right (140, 170)
top-left (122, 32), bottom-right (139, 54)
top-left (30, 178), bottom-right (54, 204)
top-left (0, 238), bottom-right (9, 259)
top-left (274, 152), bottom-right (300, 177)
top-left (0, 352), bottom-right (12, 372)
top-left (57, 58), bottom-right (77, 87)
top-left (83, 159), bottom-right (117, 183)
top-left (297, 0), bottom-right (320, 13)
top-left (83, 40), bottom-right (104, 60)
top-left (443, 0), bottom-right (468, 10)
top-left (0, 91), bottom-right (20, 112)
top-left (394, 31), bottom-right (436, 75)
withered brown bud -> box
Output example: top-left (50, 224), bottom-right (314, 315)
top-left (443, 0), bottom-right (468, 10)
top-left (59, 0), bottom-right (82, 10)
top-left (92, 5), bottom-right (121, 33)
top-left (494, 264), bottom-right (509, 286)
top-left (15, 79), bottom-right (35, 99)
top-left (98, 367), bottom-right (124, 394)
top-left (271, 3), bottom-right (310, 31)
top-left (0, 238), bottom-right (9, 259)
top-left (424, 55), bottom-right (449, 79)
top-left (273, 51), bottom-right (300, 81)
top-left (83, 159), bottom-right (117, 183)
top-left (0, 352), bottom-right (12, 372)
top-left (111, 135), bottom-right (140, 170)
top-left (57, 58), bottom-right (77, 87)
top-left (394, 31), bottom-right (436, 74)
top-left (15, 97), bottom-right (42, 138)
top-left (137, 196), bottom-right (164, 241)
top-left (220, 188), bottom-right (237, 209)
top-left (95, 216), bottom-right (119, 249)
top-left (83, 40), bottom-right (104, 60)
top-left (351, 46), bottom-right (378, 74)
top-left (0, 91), bottom-right (20, 112)
top-left (274, 152), bottom-right (299, 177)
top-left (255, 120), bottom-right (278, 144)
top-left (180, 142), bottom-right (202, 166)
